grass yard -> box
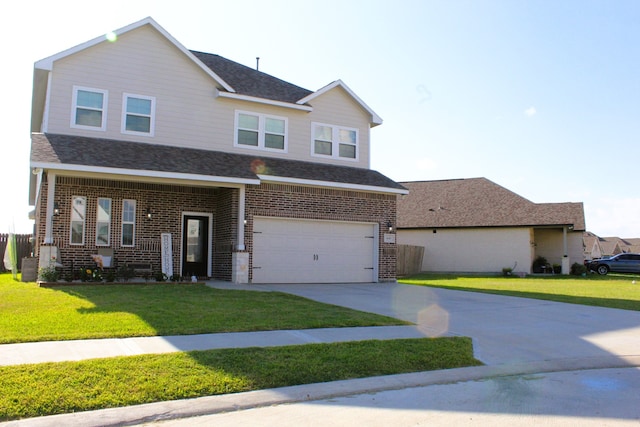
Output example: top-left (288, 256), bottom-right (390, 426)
top-left (0, 337), bottom-right (480, 420)
top-left (0, 275), bottom-right (408, 344)
top-left (399, 273), bottom-right (640, 311)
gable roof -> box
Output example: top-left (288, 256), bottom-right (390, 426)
top-left (398, 178), bottom-right (585, 230)
top-left (297, 80), bottom-right (383, 126)
top-left (31, 133), bottom-right (406, 194)
top-left (34, 17), bottom-right (233, 92)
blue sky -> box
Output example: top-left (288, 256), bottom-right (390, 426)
top-left (2, 0), bottom-right (639, 237)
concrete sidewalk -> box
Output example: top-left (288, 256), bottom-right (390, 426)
top-left (0, 325), bottom-right (428, 366)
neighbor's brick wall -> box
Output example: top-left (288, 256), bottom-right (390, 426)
top-left (244, 183), bottom-right (398, 281)
top-left (37, 175), bottom-right (217, 278)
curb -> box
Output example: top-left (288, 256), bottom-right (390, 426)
top-left (4, 355), bottom-right (639, 427)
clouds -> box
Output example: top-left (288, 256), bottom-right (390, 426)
top-left (524, 106), bottom-right (537, 117)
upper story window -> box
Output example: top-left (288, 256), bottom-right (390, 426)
top-left (312, 123), bottom-right (358, 160)
top-left (71, 86), bottom-right (108, 131)
top-left (234, 111), bottom-right (287, 152)
top-left (69, 196), bottom-right (87, 245)
top-left (122, 93), bottom-right (155, 136)
top-left (96, 198), bottom-right (112, 246)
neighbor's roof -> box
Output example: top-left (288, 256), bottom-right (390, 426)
top-left (398, 178), bottom-right (585, 230)
top-left (31, 133), bottom-right (406, 194)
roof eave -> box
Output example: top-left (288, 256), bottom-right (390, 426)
top-left (217, 90), bottom-right (313, 112)
top-left (258, 174), bottom-right (408, 195)
top-left (30, 162), bottom-right (260, 187)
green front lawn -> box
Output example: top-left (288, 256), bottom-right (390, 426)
top-left (399, 273), bottom-right (640, 311)
top-left (0, 337), bottom-right (480, 420)
top-left (0, 275), bottom-right (408, 344)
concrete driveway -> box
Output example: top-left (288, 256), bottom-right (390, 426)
top-left (252, 282), bottom-right (640, 368)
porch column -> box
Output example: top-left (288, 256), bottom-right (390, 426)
top-left (237, 185), bottom-right (246, 251)
top-left (561, 226), bottom-right (570, 274)
top-left (232, 185), bottom-right (249, 283)
top-left (44, 172), bottom-right (56, 244)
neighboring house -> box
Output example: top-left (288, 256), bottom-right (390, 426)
top-left (29, 17), bottom-right (407, 284)
top-left (583, 231), bottom-right (603, 260)
top-left (596, 236), bottom-right (640, 257)
top-left (396, 178), bottom-right (585, 274)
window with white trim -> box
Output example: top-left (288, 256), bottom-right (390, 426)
top-left (234, 111), bottom-right (287, 151)
top-left (71, 86), bottom-right (107, 130)
top-left (96, 198), bottom-right (111, 246)
top-left (312, 123), bottom-right (358, 160)
top-left (70, 196), bottom-right (87, 245)
top-left (121, 199), bottom-right (136, 247)
top-left (122, 93), bottom-right (155, 136)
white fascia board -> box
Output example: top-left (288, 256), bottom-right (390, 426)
top-left (34, 17), bottom-right (235, 93)
top-left (217, 91), bottom-right (313, 112)
top-left (296, 79), bottom-right (383, 126)
top-left (257, 174), bottom-right (409, 195)
top-left (31, 162), bottom-right (260, 187)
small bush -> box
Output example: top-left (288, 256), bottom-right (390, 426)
top-left (154, 271), bottom-right (168, 282)
top-left (532, 256), bottom-right (548, 273)
top-left (570, 262), bottom-right (587, 276)
top-left (117, 265), bottom-right (135, 282)
top-left (38, 266), bottom-right (58, 282)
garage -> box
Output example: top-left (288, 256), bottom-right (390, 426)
top-left (251, 217), bottom-right (378, 283)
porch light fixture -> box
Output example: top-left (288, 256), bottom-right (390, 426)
top-left (387, 221), bottom-right (393, 232)
top-left (146, 207), bottom-right (152, 220)
top-left (53, 202), bottom-right (60, 217)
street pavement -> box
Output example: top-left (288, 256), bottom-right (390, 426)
top-left (2, 281), bottom-right (640, 426)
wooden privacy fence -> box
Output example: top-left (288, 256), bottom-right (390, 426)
top-left (396, 244), bottom-right (424, 276)
top-left (0, 234), bottom-right (34, 272)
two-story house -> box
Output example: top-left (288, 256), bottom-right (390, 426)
top-left (29, 17), bottom-right (407, 284)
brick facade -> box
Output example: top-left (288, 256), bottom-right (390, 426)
top-left (244, 183), bottom-right (397, 282)
top-left (36, 176), bottom-right (397, 282)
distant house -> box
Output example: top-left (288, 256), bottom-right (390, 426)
top-left (585, 233), bottom-right (640, 259)
top-left (28, 17), bottom-right (407, 284)
top-left (397, 178), bottom-right (585, 275)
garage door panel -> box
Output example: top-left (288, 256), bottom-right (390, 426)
top-left (252, 218), bottom-right (376, 284)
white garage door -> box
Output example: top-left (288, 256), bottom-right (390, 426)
top-left (252, 217), bottom-right (378, 284)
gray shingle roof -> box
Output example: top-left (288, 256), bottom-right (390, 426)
top-left (398, 178), bottom-right (585, 230)
top-left (31, 133), bottom-right (405, 192)
top-left (191, 51), bottom-right (313, 104)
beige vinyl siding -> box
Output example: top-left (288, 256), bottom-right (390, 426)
top-left (45, 24), bottom-right (226, 151)
top-left (44, 23), bottom-right (373, 169)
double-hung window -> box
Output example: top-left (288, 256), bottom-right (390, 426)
top-left (122, 93), bottom-right (155, 136)
top-left (71, 86), bottom-right (107, 131)
top-left (96, 198), bottom-right (112, 246)
top-left (312, 123), bottom-right (358, 160)
top-left (121, 200), bottom-right (136, 247)
top-left (70, 196), bottom-right (87, 245)
top-left (235, 111), bottom-right (287, 151)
